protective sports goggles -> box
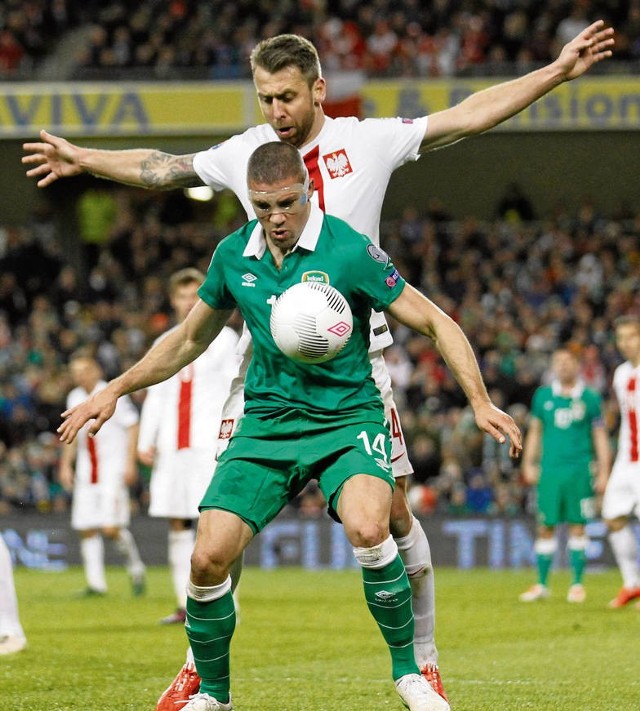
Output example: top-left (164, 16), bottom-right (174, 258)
top-left (248, 177), bottom-right (310, 217)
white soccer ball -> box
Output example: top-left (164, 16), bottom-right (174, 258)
top-left (270, 282), bottom-right (353, 364)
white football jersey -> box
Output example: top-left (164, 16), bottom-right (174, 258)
top-left (193, 115), bottom-right (428, 350)
top-left (613, 361), bottom-right (640, 464)
top-left (67, 381), bottom-right (139, 485)
top-left (137, 325), bottom-right (241, 464)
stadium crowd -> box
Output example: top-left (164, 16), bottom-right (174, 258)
top-left (1, 0), bottom-right (639, 80)
top-left (1, 184), bottom-right (637, 520)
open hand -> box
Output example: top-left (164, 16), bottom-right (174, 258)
top-left (22, 130), bottom-right (84, 188)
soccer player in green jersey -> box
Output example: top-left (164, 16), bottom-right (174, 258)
top-left (519, 348), bottom-right (611, 604)
top-left (58, 141), bottom-right (521, 711)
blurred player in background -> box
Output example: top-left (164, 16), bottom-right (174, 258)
top-left (23, 20), bottom-right (614, 704)
top-left (58, 354), bottom-right (146, 596)
top-left (603, 316), bottom-right (640, 608)
top-left (138, 268), bottom-right (240, 624)
top-left (519, 348), bottom-right (610, 604)
top-left (57, 141), bottom-right (522, 711)
top-left (0, 533), bottom-right (27, 654)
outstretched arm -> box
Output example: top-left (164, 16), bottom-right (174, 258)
top-left (387, 283), bottom-right (522, 457)
top-left (22, 129), bottom-right (204, 189)
top-left (58, 300), bottom-right (232, 444)
top-left (422, 20), bottom-right (614, 151)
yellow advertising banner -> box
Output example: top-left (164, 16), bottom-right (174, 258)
top-left (0, 82), bottom-right (254, 139)
top-left (2, 77), bottom-right (639, 139)
top-left (360, 77), bottom-right (640, 130)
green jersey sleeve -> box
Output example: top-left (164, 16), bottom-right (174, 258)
top-left (347, 235), bottom-right (406, 312)
top-left (198, 237), bottom-right (237, 310)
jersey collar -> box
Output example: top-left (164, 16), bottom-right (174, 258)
top-left (242, 203), bottom-right (325, 259)
top-left (551, 379), bottom-right (585, 398)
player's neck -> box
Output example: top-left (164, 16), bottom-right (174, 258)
top-left (299, 110), bottom-right (326, 151)
top-left (559, 381), bottom-right (576, 395)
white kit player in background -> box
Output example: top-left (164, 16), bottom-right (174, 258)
top-left (23, 22), bottom-right (614, 709)
top-left (603, 315), bottom-right (640, 609)
top-left (58, 354), bottom-right (146, 597)
top-left (0, 533), bottom-right (27, 654)
top-left (138, 268), bottom-right (241, 625)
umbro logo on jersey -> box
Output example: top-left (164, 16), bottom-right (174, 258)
top-left (242, 273), bottom-right (257, 287)
top-left (323, 149), bottom-right (353, 178)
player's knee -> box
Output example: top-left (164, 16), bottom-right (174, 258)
top-left (353, 534), bottom-right (398, 569)
top-left (568, 535), bottom-right (588, 551)
top-left (534, 538), bottom-right (558, 555)
top-left (348, 519), bottom-right (389, 549)
top-left (190, 544), bottom-right (230, 583)
top-left (605, 516), bottom-right (627, 533)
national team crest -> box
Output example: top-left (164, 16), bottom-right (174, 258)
top-left (323, 149), bottom-right (353, 178)
top-left (218, 419), bottom-right (235, 439)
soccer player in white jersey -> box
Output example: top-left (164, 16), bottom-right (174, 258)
top-left (23, 21), bottom-right (614, 704)
top-left (0, 533), bottom-right (27, 655)
top-left (603, 316), bottom-right (640, 608)
top-left (58, 354), bottom-right (146, 596)
top-left (138, 268), bottom-right (241, 625)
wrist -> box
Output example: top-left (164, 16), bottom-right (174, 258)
top-left (77, 146), bottom-right (98, 175)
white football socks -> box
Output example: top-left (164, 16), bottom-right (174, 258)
top-left (80, 534), bottom-right (107, 592)
top-left (395, 516), bottom-right (437, 666)
top-left (169, 528), bottom-right (195, 608)
top-left (0, 535), bottom-right (26, 640)
top-left (609, 526), bottom-right (640, 588)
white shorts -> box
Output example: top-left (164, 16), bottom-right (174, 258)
top-left (601, 460), bottom-right (640, 520)
top-left (71, 481), bottom-right (130, 531)
top-left (370, 350), bottom-right (413, 478)
top-left (216, 348), bottom-right (413, 479)
top-left (149, 449), bottom-right (216, 520)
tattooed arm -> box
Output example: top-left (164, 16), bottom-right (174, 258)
top-left (23, 130), bottom-right (205, 189)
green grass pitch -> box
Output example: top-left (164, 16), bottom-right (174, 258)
top-left (2, 566), bottom-right (638, 710)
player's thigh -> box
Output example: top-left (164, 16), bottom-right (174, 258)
top-left (564, 466), bottom-right (596, 524)
top-left (536, 472), bottom-right (563, 527)
top-left (316, 419), bottom-right (395, 524)
top-left (71, 484), bottom-right (101, 530)
top-left (200, 432), bottom-right (303, 535)
top-left (100, 484), bottom-right (131, 528)
top-left (71, 482), bottom-right (128, 529)
top-left (370, 350), bottom-right (413, 478)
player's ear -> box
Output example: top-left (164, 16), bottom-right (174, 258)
top-left (313, 78), bottom-right (326, 106)
top-left (307, 179), bottom-right (315, 199)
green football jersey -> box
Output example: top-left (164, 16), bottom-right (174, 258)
top-left (198, 205), bottom-right (406, 421)
top-left (531, 381), bottom-right (604, 467)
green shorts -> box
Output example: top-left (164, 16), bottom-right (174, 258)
top-left (537, 462), bottom-right (596, 527)
top-left (200, 409), bottom-right (395, 533)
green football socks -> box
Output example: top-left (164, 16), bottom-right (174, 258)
top-left (568, 547), bottom-right (586, 585)
top-left (536, 552), bottom-right (553, 586)
top-left (361, 555), bottom-right (418, 680)
top-left (185, 591), bottom-right (236, 703)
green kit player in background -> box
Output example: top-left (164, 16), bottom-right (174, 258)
top-left (58, 142), bottom-right (521, 711)
top-left (520, 347), bottom-right (611, 604)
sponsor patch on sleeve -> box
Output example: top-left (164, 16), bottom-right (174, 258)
top-left (385, 268), bottom-right (401, 288)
